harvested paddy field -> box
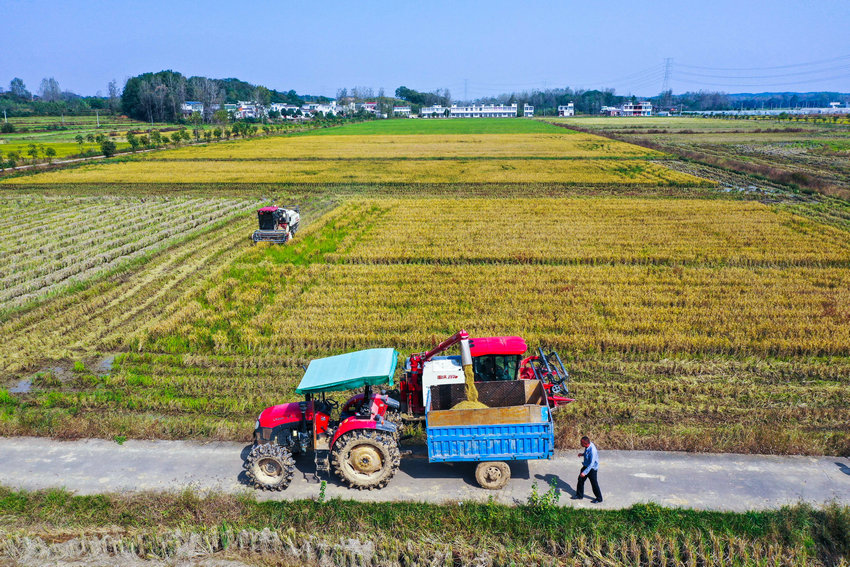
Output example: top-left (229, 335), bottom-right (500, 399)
top-left (2, 197), bottom-right (848, 455)
top-left (1, 117), bottom-right (848, 457)
top-left (549, 115), bottom-right (850, 198)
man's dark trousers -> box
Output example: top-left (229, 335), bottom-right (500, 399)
top-left (576, 468), bottom-right (602, 500)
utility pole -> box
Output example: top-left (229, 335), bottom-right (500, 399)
top-left (3, 109), bottom-right (6, 123)
top-left (95, 109), bottom-right (100, 127)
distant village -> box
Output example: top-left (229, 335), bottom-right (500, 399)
top-left (180, 100), bottom-right (595, 120)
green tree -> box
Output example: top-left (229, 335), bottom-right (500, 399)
top-left (170, 132), bottom-right (181, 146)
top-left (213, 109), bottom-right (229, 124)
top-left (27, 144), bottom-right (39, 164)
top-left (0, 122), bottom-right (15, 134)
top-left (150, 130), bottom-right (162, 146)
top-left (203, 130), bottom-right (212, 142)
top-left (139, 135), bottom-right (149, 147)
top-left (7, 151), bottom-right (20, 168)
top-left (126, 132), bottom-right (139, 152)
top-left (180, 129), bottom-right (190, 142)
top-left (213, 128), bottom-right (222, 140)
top-left (75, 134), bottom-right (85, 152)
top-left (100, 139), bottom-right (117, 157)
top-left (45, 147), bottom-right (57, 162)
top-left (86, 133), bottom-right (95, 143)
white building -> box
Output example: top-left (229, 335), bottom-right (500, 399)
top-left (558, 103), bottom-right (575, 117)
top-left (233, 101), bottom-right (262, 119)
top-left (302, 101), bottom-right (338, 115)
top-left (523, 104), bottom-right (534, 117)
top-left (621, 101), bottom-right (652, 116)
top-left (181, 101), bottom-right (204, 116)
top-left (393, 106), bottom-right (411, 117)
top-left (453, 103), bottom-right (519, 118)
top-left (420, 104), bottom-right (447, 118)
top-left (270, 103), bottom-right (300, 116)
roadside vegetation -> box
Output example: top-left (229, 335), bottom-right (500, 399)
top-left (0, 486), bottom-right (847, 566)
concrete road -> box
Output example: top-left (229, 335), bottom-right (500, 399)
top-left (1, 437), bottom-right (848, 511)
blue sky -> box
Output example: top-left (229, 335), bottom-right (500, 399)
top-left (2, 0), bottom-right (849, 99)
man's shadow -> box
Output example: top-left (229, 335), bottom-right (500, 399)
top-left (535, 473), bottom-right (576, 497)
top-left (836, 462), bottom-right (850, 476)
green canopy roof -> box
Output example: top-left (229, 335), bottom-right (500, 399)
top-left (295, 348), bottom-right (399, 394)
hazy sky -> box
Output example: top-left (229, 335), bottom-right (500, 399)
top-left (3, 0), bottom-right (849, 99)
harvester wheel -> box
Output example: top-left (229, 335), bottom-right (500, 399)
top-left (244, 443), bottom-right (295, 491)
top-left (475, 461), bottom-right (511, 490)
top-left (331, 430), bottom-right (400, 490)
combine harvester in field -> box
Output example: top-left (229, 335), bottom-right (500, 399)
top-left (245, 330), bottom-right (573, 491)
top-left (251, 205), bottom-right (300, 244)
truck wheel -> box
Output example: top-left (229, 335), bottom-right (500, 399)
top-left (244, 443), bottom-right (295, 491)
top-left (331, 430), bottom-right (400, 490)
top-left (475, 461), bottom-right (511, 490)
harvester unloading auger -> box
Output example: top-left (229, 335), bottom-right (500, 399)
top-left (252, 205), bottom-right (300, 244)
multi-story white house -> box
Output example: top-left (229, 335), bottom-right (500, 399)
top-left (621, 101), bottom-right (652, 116)
top-left (393, 106), bottom-right (411, 117)
top-left (558, 103), bottom-right (575, 117)
top-left (450, 103), bottom-right (518, 118)
top-left (420, 104), bottom-right (447, 118)
top-left (523, 104), bottom-right (534, 117)
top-left (181, 101), bottom-right (204, 116)
top-left (233, 101), bottom-right (262, 119)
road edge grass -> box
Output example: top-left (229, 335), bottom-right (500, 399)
top-left (0, 486), bottom-right (847, 565)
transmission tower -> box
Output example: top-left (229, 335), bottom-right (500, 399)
top-left (661, 58), bottom-right (673, 93)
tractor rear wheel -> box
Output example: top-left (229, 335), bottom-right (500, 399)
top-left (331, 430), bottom-right (400, 490)
top-left (244, 443), bottom-right (295, 491)
top-left (475, 461), bottom-right (511, 490)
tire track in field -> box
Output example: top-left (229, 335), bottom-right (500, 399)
top-left (0, 200), bottom-right (334, 377)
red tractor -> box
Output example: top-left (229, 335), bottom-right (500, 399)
top-left (245, 331), bottom-right (572, 491)
top-left (246, 348), bottom-right (402, 491)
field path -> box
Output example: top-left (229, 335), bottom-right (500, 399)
top-left (1, 437), bottom-right (848, 511)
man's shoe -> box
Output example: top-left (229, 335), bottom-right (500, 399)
top-left (570, 495), bottom-right (583, 500)
top-left (590, 498), bottom-right (603, 504)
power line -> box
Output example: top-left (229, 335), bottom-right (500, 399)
top-left (677, 63), bottom-right (850, 81)
top-left (677, 53), bottom-right (850, 72)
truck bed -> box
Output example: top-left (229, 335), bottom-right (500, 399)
top-left (425, 381), bottom-right (554, 463)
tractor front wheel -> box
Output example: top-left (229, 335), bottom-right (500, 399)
top-left (331, 430), bottom-right (400, 490)
top-left (475, 461), bottom-right (511, 490)
top-left (244, 443), bottom-right (295, 491)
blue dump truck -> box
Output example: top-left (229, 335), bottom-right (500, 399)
top-left (425, 380), bottom-right (555, 489)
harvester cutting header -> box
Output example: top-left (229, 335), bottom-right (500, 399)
top-left (252, 205), bottom-right (300, 244)
top-left (245, 330), bottom-right (573, 491)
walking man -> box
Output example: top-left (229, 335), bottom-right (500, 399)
top-left (572, 436), bottom-right (602, 503)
